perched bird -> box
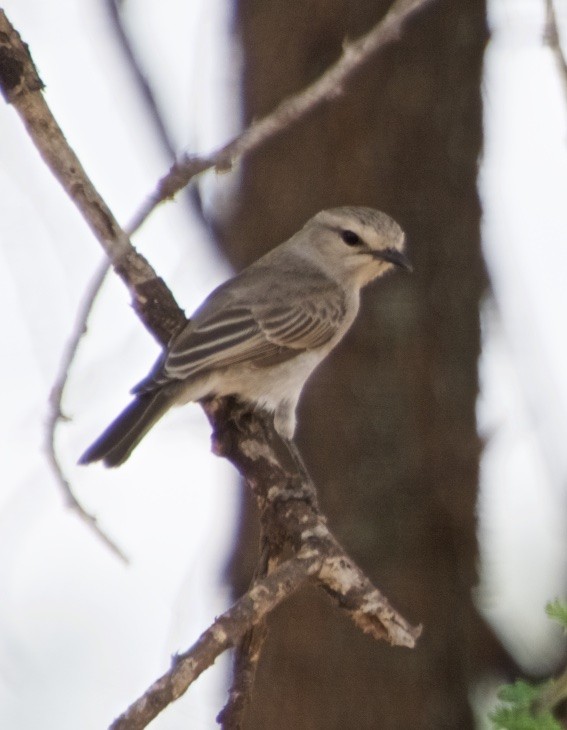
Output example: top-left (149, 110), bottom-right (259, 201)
top-left (79, 206), bottom-right (411, 467)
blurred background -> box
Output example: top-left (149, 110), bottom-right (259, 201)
top-left (1, 0), bottom-right (567, 727)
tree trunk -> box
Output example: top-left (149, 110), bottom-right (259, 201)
top-left (216, 1), bottom-right (496, 726)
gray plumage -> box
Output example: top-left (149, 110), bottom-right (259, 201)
top-left (79, 207), bottom-right (410, 467)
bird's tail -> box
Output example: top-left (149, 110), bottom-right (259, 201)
top-left (78, 390), bottom-right (172, 467)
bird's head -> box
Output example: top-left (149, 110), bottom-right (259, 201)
top-left (303, 206), bottom-right (411, 288)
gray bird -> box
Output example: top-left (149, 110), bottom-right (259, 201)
top-left (79, 206), bottom-right (411, 467)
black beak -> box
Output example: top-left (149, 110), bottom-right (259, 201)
top-left (373, 248), bottom-right (413, 272)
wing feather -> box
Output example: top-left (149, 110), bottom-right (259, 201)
top-left (141, 282), bottom-right (347, 388)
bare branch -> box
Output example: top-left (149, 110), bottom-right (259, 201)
top-left (0, 8), bottom-right (184, 561)
top-left (203, 397), bottom-right (421, 646)
top-left (217, 623), bottom-right (268, 729)
top-left (45, 258), bottom-right (128, 561)
top-left (217, 533), bottom-right (274, 728)
top-left (110, 399), bottom-right (421, 729)
top-left (110, 554), bottom-right (318, 730)
top-left (0, 7), bottom-right (423, 727)
top-left (317, 536), bottom-right (418, 645)
top-left (104, 0), bottom-right (208, 227)
top-left (0, 9), bottom-right (185, 347)
top-left (127, 0), bottom-right (436, 234)
top-left (544, 0), bottom-right (567, 106)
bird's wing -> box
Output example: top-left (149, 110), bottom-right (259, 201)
top-left (144, 286), bottom-right (346, 386)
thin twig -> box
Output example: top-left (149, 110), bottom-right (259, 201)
top-left (0, 9), bottom-right (423, 729)
top-left (45, 259), bottom-right (123, 558)
top-left (217, 621), bottom-right (268, 729)
top-left (0, 9), bottom-right (183, 560)
top-left (104, 0), bottom-right (207, 226)
top-left (43, 0), bottom-right (206, 560)
top-left (544, 0), bottom-right (567, 106)
top-left (217, 533), bottom-right (274, 728)
top-left (45, 258), bottom-right (129, 561)
top-left (0, 10), bottom-right (185, 346)
top-left (111, 399), bottom-right (421, 729)
top-left (110, 553), bottom-right (319, 730)
top-left (127, 0), bottom-right (436, 235)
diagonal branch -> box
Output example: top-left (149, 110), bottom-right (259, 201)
top-left (126, 0), bottom-right (436, 234)
top-left (0, 6), bottom-right (424, 728)
top-left (0, 9), bottom-right (185, 558)
top-left (110, 553), bottom-right (319, 730)
top-left (103, 0), bottom-right (208, 227)
top-left (0, 9), bottom-right (185, 346)
top-left (203, 397), bottom-right (420, 648)
top-left (110, 398), bottom-right (421, 729)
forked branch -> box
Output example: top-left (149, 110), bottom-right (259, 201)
top-left (127, 0), bottom-right (437, 234)
top-left (0, 5), bottom-right (425, 728)
top-left (109, 396), bottom-right (420, 730)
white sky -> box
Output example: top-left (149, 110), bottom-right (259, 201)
top-left (0, 1), bottom-right (238, 727)
top-left (0, 0), bottom-right (567, 727)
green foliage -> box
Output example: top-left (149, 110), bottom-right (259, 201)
top-left (490, 680), bottom-right (561, 730)
top-left (546, 600), bottom-right (567, 632)
top-left (489, 600), bottom-right (567, 730)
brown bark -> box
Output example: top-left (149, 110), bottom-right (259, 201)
top-left (217, 1), bottom-right (495, 726)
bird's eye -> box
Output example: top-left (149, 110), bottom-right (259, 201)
top-left (341, 229), bottom-right (361, 246)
